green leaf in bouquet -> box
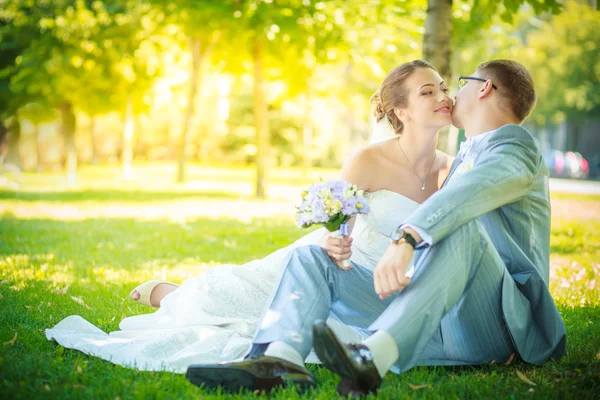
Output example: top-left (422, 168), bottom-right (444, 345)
top-left (325, 213), bottom-right (350, 232)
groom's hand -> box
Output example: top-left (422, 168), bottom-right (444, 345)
top-left (374, 242), bottom-right (413, 300)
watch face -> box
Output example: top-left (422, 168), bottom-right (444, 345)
top-left (392, 228), bottom-right (405, 242)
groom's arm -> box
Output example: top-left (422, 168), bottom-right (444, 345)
top-left (402, 125), bottom-right (542, 247)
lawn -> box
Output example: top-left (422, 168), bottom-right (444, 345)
top-left (1, 164), bottom-right (599, 399)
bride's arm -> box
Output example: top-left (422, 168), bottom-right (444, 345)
top-left (318, 148), bottom-right (376, 263)
top-left (320, 147), bottom-right (375, 242)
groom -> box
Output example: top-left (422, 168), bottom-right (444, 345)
top-left (185, 60), bottom-right (566, 395)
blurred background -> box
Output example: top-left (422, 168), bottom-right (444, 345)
top-left (0, 0), bottom-right (598, 198)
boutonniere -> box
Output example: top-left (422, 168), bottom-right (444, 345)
top-left (449, 155), bottom-right (475, 183)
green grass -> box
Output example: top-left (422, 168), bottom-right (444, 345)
top-left (1, 165), bottom-right (599, 399)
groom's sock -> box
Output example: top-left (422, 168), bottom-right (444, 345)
top-left (363, 330), bottom-right (399, 377)
top-left (264, 341), bottom-right (305, 368)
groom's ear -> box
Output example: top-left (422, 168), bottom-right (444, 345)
top-left (477, 80), bottom-right (495, 99)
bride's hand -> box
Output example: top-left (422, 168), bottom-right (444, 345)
top-left (374, 242), bottom-right (413, 300)
top-left (320, 235), bottom-right (353, 269)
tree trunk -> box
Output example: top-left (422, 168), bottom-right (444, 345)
top-left (253, 37), bottom-right (269, 199)
top-left (4, 116), bottom-right (21, 168)
top-left (423, 0), bottom-right (453, 152)
top-left (0, 120), bottom-right (7, 165)
top-left (122, 96), bottom-right (134, 179)
top-left (34, 123), bottom-right (42, 172)
top-left (176, 32), bottom-right (221, 183)
top-left (89, 115), bottom-right (98, 164)
top-left (60, 102), bottom-right (77, 187)
top-left (302, 96), bottom-right (313, 177)
top-left (177, 36), bottom-right (202, 183)
top-left (423, 0), bottom-right (452, 81)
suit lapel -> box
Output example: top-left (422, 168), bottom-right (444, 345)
top-left (442, 157), bottom-right (463, 188)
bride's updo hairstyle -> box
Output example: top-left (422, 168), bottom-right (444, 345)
top-left (370, 60), bottom-right (436, 134)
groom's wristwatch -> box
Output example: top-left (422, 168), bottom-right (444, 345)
top-left (390, 226), bottom-right (417, 249)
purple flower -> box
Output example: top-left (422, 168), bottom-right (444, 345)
top-left (341, 197), bottom-right (357, 215)
top-left (296, 179), bottom-right (370, 229)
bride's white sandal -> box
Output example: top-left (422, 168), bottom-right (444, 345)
top-left (129, 280), bottom-right (167, 307)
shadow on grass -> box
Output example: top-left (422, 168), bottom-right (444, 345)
top-left (0, 189), bottom-right (243, 202)
top-left (0, 214), bottom-right (304, 282)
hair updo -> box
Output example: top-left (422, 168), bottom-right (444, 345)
top-left (370, 60), bottom-right (436, 134)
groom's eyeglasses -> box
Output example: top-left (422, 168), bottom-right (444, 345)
top-left (458, 76), bottom-right (498, 90)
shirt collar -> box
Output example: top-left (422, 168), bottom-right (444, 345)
top-left (457, 129), bottom-right (497, 160)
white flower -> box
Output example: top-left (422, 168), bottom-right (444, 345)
top-left (329, 199), bottom-right (342, 214)
top-left (449, 157), bottom-right (475, 183)
top-left (318, 188), bottom-right (331, 199)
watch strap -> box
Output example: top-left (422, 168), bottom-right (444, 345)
top-left (403, 233), bottom-right (417, 249)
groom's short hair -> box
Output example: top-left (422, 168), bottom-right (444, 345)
top-left (477, 60), bottom-right (536, 123)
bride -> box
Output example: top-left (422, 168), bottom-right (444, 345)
top-left (46, 60), bottom-right (454, 372)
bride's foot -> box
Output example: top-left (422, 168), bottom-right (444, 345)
top-left (130, 280), bottom-right (178, 307)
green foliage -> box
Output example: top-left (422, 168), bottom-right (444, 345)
top-left (454, 1), bottom-right (599, 127)
top-left (453, 0), bottom-right (562, 44)
top-left (3, 0), bottom-right (162, 117)
top-left (17, 102), bottom-right (58, 125)
top-left (0, 0), bottom-right (42, 116)
top-left (0, 0), bottom-right (597, 169)
top-left (526, 1), bottom-right (600, 125)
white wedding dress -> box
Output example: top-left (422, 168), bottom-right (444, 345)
top-left (46, 190), bottom-right (419, 372)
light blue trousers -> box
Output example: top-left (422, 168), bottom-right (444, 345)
top-left (251, 219), bottom-right (516, 373)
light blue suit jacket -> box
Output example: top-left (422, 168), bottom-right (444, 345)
top-left (404, 124), bottom-right (566, 365)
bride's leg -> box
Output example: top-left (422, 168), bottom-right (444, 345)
top-left (130, 282), bottom-right (178, 307)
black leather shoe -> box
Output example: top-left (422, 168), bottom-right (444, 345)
top-left (313, 320), bottom-right (382, 395)
top-left (337, 378), bottom-right (372, 397)
top-left (186, 355), bottom-right (315, 393)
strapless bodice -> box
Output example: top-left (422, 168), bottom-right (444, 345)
top-left (350, 190), bottom-right (420, 270)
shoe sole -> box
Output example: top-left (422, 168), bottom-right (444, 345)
top-left (313, 322), bottom-right (380, 393)
top-left (186, 365), bottom-right (315, 393)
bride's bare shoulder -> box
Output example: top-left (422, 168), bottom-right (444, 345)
top-left (340, 146), bottom-right (382, 191)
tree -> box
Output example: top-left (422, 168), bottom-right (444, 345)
top-left (145, 0), bottom-right (231, 183)
top-left (0, 0), bottom-right (43, 168)
top-left (527, 1), bottom-right (600, 123)
top-left (450, 0), bottom-right (598, 128)
top-left (175, 0), bottom-right (343, 197)
top-left (176, 32), bottom-right (221, 183)
top-left (76, 1), bottom-right (162, 179)
top-left (6, 1), bottom-right (96, 184)
top-left (423, 0), bottom-right (452, 80)
top-left (17, 103), bottom-right (57, 171)
top-left (422, 0), bottom-right (563, 152)
top-left (525, 1), bottom-right (600, 155)
top-left (221, 0), bottom-right (359, 198)
top-left (429, 0), bottom-right (563, 81)
top-left (4, 0), bottom-right (161, 183)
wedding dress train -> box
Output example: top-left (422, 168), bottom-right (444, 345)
top-left (46, 190), bottom-right (419, 373)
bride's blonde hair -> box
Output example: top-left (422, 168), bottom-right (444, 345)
top-left (370, 60), bottom-right (436, 134)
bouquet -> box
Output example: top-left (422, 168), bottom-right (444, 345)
top-left (296, 180), bottom-right (370, 269)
